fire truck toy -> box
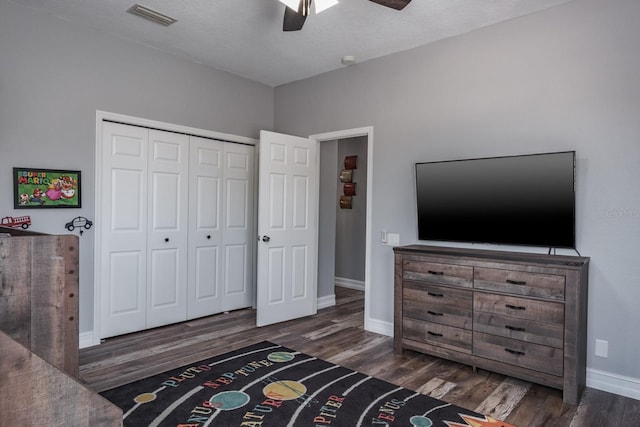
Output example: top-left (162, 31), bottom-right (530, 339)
top-left (1, 215), bottom-right (32, 229)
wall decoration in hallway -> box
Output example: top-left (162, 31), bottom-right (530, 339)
top-left (339, 155), bottom-right (358, 208)
top-left (340, 196), bottom-right (353, 209)
top-left (344, 155), bottom-right (357, 170)
top-left (13, 168), bottom-right (81, 208)
top-left (339, 169), bottom-right (353, 183)
top-left (343, 182), bottom-right (356, 196)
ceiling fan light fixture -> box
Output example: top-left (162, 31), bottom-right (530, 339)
top-left (278, 0), bottom-right (338, 14)
top-left (279, 0), bottom-right (301, 11)
top-left (315, 0), bottom-right (339, 14)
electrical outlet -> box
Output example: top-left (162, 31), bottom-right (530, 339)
top-left (595, 339), bottom-right (608, 358)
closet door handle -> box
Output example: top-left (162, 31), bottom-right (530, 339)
top-left (206, 235), bottom-right (211, 240)
top-left (164, 238), bottom-right (170, 242)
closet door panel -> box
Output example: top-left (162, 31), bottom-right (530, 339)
top-left (100, 122), bottom-right (148, 338)
top-left (147, 130), bottom-right (189, 328)
top-left (221, 143), bottom-right (255, 311)
top-left (187, 137), bottom-right (224, 319)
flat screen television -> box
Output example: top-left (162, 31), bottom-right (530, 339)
top-left (415, 151), bottom-right (576, 248)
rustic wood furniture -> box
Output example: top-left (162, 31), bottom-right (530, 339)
top-left (0, 227), bottom-right (122, 425)
top-left (394, 245), bottom-right (589, 405)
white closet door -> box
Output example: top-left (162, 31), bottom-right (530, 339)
top-left (187, 137), bottom-right (224, 319)
top-left (146, 130), bottom-right (189, 328)
top-left (100, 122), bottom-right (149, 338)
top-left (221, 143), bottom-right (255, 311)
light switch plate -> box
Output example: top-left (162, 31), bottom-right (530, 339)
top-left (387, 233), bottom-right (400, 246)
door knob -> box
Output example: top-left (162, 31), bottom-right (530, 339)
top-left (206, 235), bottom-right (211, 239)
top-left (164, 238), bottom-right (170, 242)
top-left (262, 235), bottom-right (271, 242)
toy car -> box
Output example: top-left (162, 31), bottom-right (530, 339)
top-left (1, 215), bottom-right (31, 229)
top-left (65, 216), bottom-right (92, 231)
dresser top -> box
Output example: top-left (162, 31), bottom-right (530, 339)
top-left (394, 244), bottom-right (589, 269)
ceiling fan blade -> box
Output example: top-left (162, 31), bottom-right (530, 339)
top-left (369, 0), bottom-right (412, 10)
top-left (283, 0), bottom-right (309, 32)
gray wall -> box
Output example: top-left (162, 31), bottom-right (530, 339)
top-left (275, 0), bottom-right (640, 382)
top-left (335, 137), bottom-right (367, 282)
top-left (0, 1), bottom-right (274, 334)
top-left (317, 140), bottom-right (338, 298)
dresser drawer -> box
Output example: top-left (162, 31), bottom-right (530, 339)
top-left (403, 282), bottom-right (472, 329)
top-left (474, 312), bottom-right (564, 348)
top-left (403, 257), bottom-right (473, 288)
top-left (474, 332), bottom-right (563, 376)
top-left (403, 318), bottom-right (472, 353)
top-left (474, 292), bottom-right (564, 324)
top-left (474, 267), bottom-right (565, 300)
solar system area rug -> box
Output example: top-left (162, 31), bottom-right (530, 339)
top-left (101, 341), bottom-right (515, 427)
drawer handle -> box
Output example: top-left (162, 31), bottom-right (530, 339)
top-left (506, 304), bottom-right (526, 311)
top-left (505, 348), bottom-right (526, 356)
top-left (428, 292), bottom-right (444, 298)
top-left (505, 325), bottom-right (526, 332)
top-left (506, 279), bottom-right (527, 285)
top-left (428, 270), bottom-right (444, 276)
top-left (427, 310), bottom-right (444, 316)
top-left (427, 331), bottom-right (443, 337)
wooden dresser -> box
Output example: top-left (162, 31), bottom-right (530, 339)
top-left (393, 245), bottom-right (589, 405)
top-left (0, 227), bottom-right (123, 425)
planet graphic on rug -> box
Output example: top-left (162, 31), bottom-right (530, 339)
top-left (263, 380), bottom-right (307, 401)
top-left (267, 351), bottom-right (296, 363)
top-left (209, 391), bottom-right (251, 411)
top-left (410, 415), bottom-right (433, 427)
top-left (133, 392), bottom-right (157, 404)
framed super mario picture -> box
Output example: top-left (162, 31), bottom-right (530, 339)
top-left (13, 168), bottom-right (81, 209)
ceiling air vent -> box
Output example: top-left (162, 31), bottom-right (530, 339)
top-left (127, 4), bottom-right (177, 26)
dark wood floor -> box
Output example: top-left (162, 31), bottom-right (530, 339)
top-left (80, 287), bottom-right (639, 426)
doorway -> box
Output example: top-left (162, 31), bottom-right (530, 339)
top-left (311, 127), bottom-right (373, 331)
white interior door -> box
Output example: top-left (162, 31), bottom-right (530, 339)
top-left (221, 142), bottom-right (255, 311)
top-left (146, 129), bottom-right (189, 328)
top-left (100, 122), bottom-right (149, 337)
top-left (187, 137), bottom-right (224, 319)
top-left (256, 131), bottom-right (318, 326)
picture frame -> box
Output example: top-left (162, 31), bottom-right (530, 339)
top-left (13, 168), bottom-right (82, 209)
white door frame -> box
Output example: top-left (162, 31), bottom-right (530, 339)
top-left (309, 126), bottom-right (376, 333)
top-left (93, 110), bottom-right (257, 346)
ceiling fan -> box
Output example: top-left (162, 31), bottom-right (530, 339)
top-left (280, 0), bottom-right (412, 32)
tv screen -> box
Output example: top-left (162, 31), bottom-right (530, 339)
top-left (415, 151), bottom-right (575, 248)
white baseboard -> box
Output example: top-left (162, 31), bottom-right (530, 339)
top-left (79, 330), bottom-right (98, 349)
top-left (587, 368), bottom-right (640, 400)
top-left (317, 294), bottom-right (336, 310)
top-left (365, 317), bottom-right (393, 337)
top-left (335, 277), bottom-right (365, 291)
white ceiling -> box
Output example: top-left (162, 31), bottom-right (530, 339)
top-left (11, 0), bottom-right (575, 87)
